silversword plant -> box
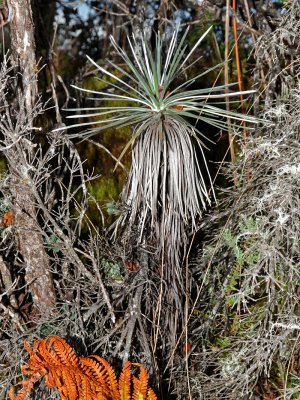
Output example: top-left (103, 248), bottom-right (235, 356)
top-left (60, 26), bottom-right (257, 264)
top-left (57, 27), bottom-right (258, 344)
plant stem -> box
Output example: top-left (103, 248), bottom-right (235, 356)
top-left (225, 0), bottom-right (238, 186)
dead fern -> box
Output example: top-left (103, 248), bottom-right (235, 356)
top-left (9, 336), bottom-right (157, 400)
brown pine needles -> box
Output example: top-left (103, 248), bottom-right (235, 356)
top-left (9, 336), bottom-right (157, 400)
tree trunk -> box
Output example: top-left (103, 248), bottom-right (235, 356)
top-left (6, 0), bottom-right (56, 312)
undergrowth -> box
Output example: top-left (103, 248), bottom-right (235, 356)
top-left (1, 2), bottom-right (300, 400)
top-left (176, 72), bottom-right (300, 400)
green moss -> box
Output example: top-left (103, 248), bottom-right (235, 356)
top-left (82, 65), bottom-right (131, 93)
top-left (0, 157), bottom-right (7, 176)
top-left (88, 176), bottom-right (121, 202)
top-left (74, 91), bottom-right (134, 227)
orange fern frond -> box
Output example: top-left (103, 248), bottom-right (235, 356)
top-left (132, 363), bottom-right (149, 400)
top-left (79, 356), bottom-right (117, 399)
top-left (9, 336), bottom-right (157, 400)
top-left (119, 362), bottom-right (157, 400)
top-left (119, 361), bottom-right (132, 400)
top-left (146, 388), bottom-right (158, 400)
top-left (59, 367), bottom-right (79, 400)
top-left (49, 335), bottom-right (79, 366)
top-left (8, 376), bottom-right (37, 400)
top-left (88, 355), bottom-right (120, 400)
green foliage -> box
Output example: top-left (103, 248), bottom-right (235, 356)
top-left (222, 216), bottom-right (261, 307)
top-left (285, 374), bottom-right (300, 398)
top-left (45, 231), bottom-right (62, 253)
top-left (214, 337), bottom-right (231, 348)
top-left (101, 259), bottom-right (122, 282)
top-left (40, 323), bottom-right (62, 337)
top-left (223, 216), bottom-right (260, 268)
top-left (106, 201), bottom-right (120, 216)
